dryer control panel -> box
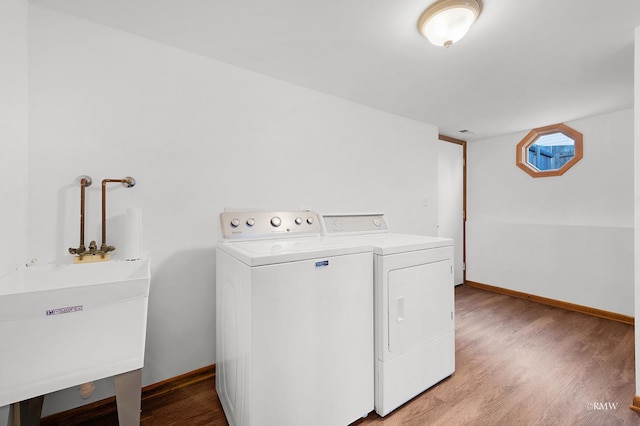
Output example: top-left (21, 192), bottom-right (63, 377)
top-left (322, 213), bottom-right (389, 235)
top-left (220, 211), bottom-right (322, 240)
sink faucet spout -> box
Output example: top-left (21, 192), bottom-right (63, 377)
top-left (101, 177), bottom-right (136, 253)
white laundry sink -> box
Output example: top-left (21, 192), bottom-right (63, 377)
top-left (0, 257), bottom-right (150, 407)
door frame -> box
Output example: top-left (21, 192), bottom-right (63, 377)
top-left (438, 134), bottom-right (467, 284)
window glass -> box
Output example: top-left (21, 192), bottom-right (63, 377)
top-left (527, 133), bottom-right (575, 171)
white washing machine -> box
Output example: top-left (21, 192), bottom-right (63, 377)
top-left (216, 211), bottom-right (374, 426)
top-left (322, 213), bottom-right (455, 417)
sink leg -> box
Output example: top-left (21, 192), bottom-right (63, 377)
top-left (114, 369), bottom-right (142, 426)
top-left (10, 395), bottom-right (44, 426)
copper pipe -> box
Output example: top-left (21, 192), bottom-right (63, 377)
top-left (101, 177), bottom-right (136, 253)
top-left (79, 178), bottom-right (87, 251)
top-left (69, 175), bottom-right (92, 256)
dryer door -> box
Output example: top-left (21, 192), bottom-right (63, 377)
top-left (387, 259), bottom-right (453, 354)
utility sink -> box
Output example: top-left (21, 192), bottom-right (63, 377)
top-left (0, 257), bottom-right (150, 415)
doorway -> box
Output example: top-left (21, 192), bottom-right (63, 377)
top-left (437, 135), bottom-right (466, 285)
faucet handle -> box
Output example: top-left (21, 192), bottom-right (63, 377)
top-left (69, 245), bottom-right (86, 255)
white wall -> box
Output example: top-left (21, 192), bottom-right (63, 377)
top-left (634, 25), bottom-right (640, 398)
top-left (467, 109), bottom-right (634, 316)
top-left (26, 5), bottom-right (439, 415)
top-left (0, 1), bottom-right (28, 422)
top-left (0, 0), bottom-right (28, 277)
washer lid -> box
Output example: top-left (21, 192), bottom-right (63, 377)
top-left (218, 236), bottom-right (372, 267)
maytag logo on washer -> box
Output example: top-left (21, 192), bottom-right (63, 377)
top-left (315, 260), bottom-right (329, 267)
top-left (46, 305), bottom-right (83, 316)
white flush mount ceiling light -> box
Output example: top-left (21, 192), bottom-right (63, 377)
top-left (417, 0), bottom-right (481, 47)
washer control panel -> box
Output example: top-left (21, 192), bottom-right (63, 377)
top-left (220, 211), bottom-right (322, 240)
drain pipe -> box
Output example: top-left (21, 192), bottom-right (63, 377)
top-left (101, 177), bottom-right (136, 253)
top-left (68, 175), bottom-right (92, 256)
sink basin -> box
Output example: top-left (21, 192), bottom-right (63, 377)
top-left (0, 257), bottom-right (150, 407)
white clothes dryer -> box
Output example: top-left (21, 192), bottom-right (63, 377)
top-left (216, 211), bottom-right (374, 426)
top-left (322, 213), bottom-right (455, 417)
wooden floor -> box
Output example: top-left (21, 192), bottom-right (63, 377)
top-left (47, 285), bottom-right (638, 425)
top-left (354, 285), bottom-right (638, 426)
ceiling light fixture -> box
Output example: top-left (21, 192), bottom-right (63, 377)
top-left (417, 0), bottom-right (481, 47)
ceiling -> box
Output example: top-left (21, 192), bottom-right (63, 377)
top-left (30, 0), bottom-right (640, 141)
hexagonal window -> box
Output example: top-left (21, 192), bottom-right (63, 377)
top-left (516, 123), bottom-right (583, 177)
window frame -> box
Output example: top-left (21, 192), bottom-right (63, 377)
top-left (515, 123), bottom-right (583, 178)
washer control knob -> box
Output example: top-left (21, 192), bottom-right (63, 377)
top-left (306, 216), bottom-right (314, 225)
top-left (270, 216), bottom-right (282, 227)
top-left (295, 217), bottom-right (303, 225)
top-left (230, 218), bottom-right (240, 228)
top-left (373, 218), bottom-right (382, 227)
top-left (246, 218), bottom-right (255, 227)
